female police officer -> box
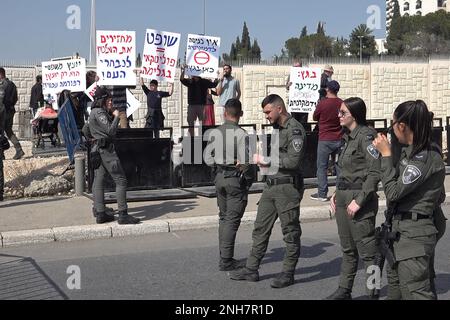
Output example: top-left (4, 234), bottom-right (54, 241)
top-left (83, 87), bottom-right (140, 225)
top-left (373, 100), bottom-right (445, 300)
top-left (327, 97), bottom-right (381, 300)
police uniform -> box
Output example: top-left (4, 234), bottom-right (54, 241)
top-left (331, 125), bottom-right (381, 299)
top-left (0, 128), bottom-right (5, 201)
top-left (231, 115), bottom-right (306, 287)
top-left (205, 120), bottom-right (255, 270)
top-left (83, 92), bottom-right (139, 225)
top-left (382, 144), bottom-right (445, 300)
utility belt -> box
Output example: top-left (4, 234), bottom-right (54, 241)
top-left (216, 166), bottom-right (240, 178)
top-left (393, 212), bottom-right (431, 221)
top-left (94, 138), bottom-right (113, 149)
top-left (266, 176), bottom-right (304, 190)
top-left (336, 180), bottom-right (363, 191)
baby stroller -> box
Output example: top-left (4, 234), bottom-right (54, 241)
top-left (35, 117), bottom-right (61, 149)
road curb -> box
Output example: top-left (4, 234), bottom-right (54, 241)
top-left (1, 198), bottom-right (449, 248)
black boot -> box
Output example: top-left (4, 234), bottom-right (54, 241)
top-left (271, 272), bottom-right (295, 289)
top-left (92, 207), bottom-right (115, 218)
top-left (229, 267), bottom-right (260, 282)
top-left (13, 148), bottom-right (25, 160)
top-left (118, 211), bottom-right (141, 225)
top-left (96, 211), bottom-right (115, 224)
top-left (219, 258), bottom-right (246, 271)
top-left (325, 287), bottom-right (352, 300)
top-left (0, 194), bottom-right (4, 202)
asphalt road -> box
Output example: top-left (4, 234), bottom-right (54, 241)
top-left (1, 207), bottom-right (449, 301)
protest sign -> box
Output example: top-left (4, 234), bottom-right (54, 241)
top-left (185, 34), bottom-right (220, 79)
top-left (288, 67), bottom-right (321, 113)
top-left (84, 82), bottom-right (98, 102)
top-left (42, 59), bottom-right (86, 95)
top-left (141, 29), bottom-right (180, 83)
top-left (96, 30), bottom-right (136, 86)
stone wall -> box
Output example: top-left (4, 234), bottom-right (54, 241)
top-left (3, 58), bottom-right (450, 141)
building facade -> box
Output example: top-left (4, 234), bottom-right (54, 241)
top-left (387, 0), bottom-right (449, 34)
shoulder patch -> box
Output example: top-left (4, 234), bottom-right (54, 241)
top-left (98, 115), bottom-right (109, 125)
top-left (292, 137), bottom-right (304, 153)
top-left (366, 134), bottom-right (375, 141)
top-left (367, 144), bottom-right (380, 159)
top-left (402, 165), bottom-right (422, 185)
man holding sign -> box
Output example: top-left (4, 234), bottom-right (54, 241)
top-left (180, 66), bottom-right (219, 136)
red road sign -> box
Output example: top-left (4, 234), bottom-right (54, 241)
top-left (194, 51), bottom-right (210, 65)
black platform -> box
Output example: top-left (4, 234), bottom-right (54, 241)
top-left (84, 188), bottom-right (197, 204)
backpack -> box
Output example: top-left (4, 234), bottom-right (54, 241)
top-left (4, 80), bottom-right (18, 110)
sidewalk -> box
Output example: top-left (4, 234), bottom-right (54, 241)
top-left (1, 177), bottom-right (450, 248)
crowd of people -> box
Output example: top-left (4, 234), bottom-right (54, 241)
top-left (0, 63), bottom-right (447, 300)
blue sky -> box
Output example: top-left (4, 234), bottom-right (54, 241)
top-left (1, 0), bottom-right (386, 63)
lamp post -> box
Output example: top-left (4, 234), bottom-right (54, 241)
top-left (358, 36), bottom-right (363, 64)
top-left (203, 0), bottom-right (206, 35)
top-left (89, 0), bottom-right (96, 64)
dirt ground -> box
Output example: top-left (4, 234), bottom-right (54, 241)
top-left (2, 141), bottom-right (75, 199)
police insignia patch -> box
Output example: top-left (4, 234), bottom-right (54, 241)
top-left (293, 138), bottom-right (303, 153)
top-left (99, 115), bottom-right (108, 125)
top-left (402, 165), bottom-right (421, 185)
top-left (366, 134), bottom-right (375, 141)
top-left (367, 144), bottom-right (380, 159)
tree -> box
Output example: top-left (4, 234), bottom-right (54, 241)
top-left (332, 37), bottom-right (349, 57)
top-left (223, 23), bottom-right (261, 62)
top-left (136, 53), bottom-right (142, 67)
top-left (251, 39), bottom-right (262, 60)
top-left (387, 10), bottom-right (450, 55)
top-left (348, 24), bottom-right (377, 58)
top-left (317, 22), bottom-right (325, 36)
top-left (300, 26), bottom-right (308, 38)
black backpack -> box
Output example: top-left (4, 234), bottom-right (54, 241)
top-left (4, 80), bottom-right (18, 110)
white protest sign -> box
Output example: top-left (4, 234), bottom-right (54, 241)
top-left (84, 82), bottom-right (98, 102)
top-left (185, 34), bottom-right (220, 79)
top-left (141, 29), bottom-right (180, 83)
top-left (96, 30), bottom-right (136, 86)
top-left (126, 89), bottom-right (141, 118)
top-left (42, 59), bottom-right (86, 95)
top-left (288, 67), bottom-right (321, 113)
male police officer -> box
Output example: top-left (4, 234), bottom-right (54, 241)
top-left (230, 94), bottom-right (306, 288)
top-left (205, 99), bottom-right (255, 271)
top-left (82, 87), bottom-right (140, 225)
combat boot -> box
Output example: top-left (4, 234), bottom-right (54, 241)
top-left (96, 211), bottom-right (115, 224)
top-left (92, 207), bottom-right (115, 218)
top-left (118, 211), bottom-right (141, 225)
top-left (229, 267), bottom-right (259, 282)
top-left (270, 272), bottom-right (295, 289)
top-left (219, 258), bottom-right (246, 271)
top-left (325, 287), bottom-right (352, 300)
top-left (13, 149), bottom-right (25, 160)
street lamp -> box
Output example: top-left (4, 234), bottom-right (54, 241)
top-left (203, 0), bottom-right (206, 35)
top-left (90, 0), bottom-right (96, 64)
top-left (358, 36), bottom-right (364, 64)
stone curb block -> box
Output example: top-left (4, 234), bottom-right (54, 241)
top-left (111, 221), bottom-right (169, 238)
top-left (168, 216), bottom-right (220, 232)
top-left (53, 225), bottom-right (112, 242)
top-left (1, 229), bottom-right (55, 248)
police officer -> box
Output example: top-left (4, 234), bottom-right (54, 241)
top-left (82, 87), bottom-right (140, 225)
top-left (327, 97), bottom-right (381, 300)
top-left (373, 100), bottom-right (445, 300)
top-left (230, 94), bottom-right (306, 289)
top-left (205, 98), bottom-right (255, 271)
